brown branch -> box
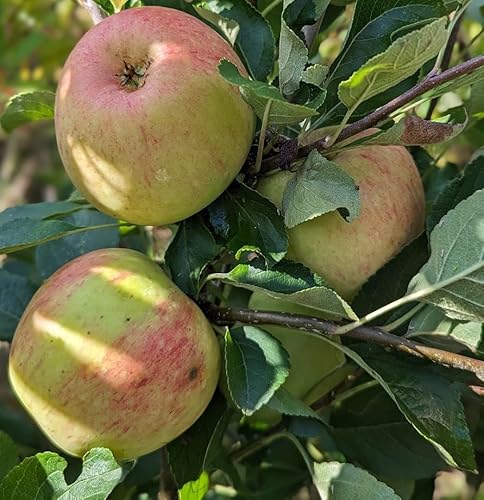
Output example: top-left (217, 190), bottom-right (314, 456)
top-left (77, 0), bottom-right (106, 25)
top-left (158, 447), bottom-right (178, 500)
top-left (261, 55), bottom-right (484, 171)
top-left (204, 304), bottom-right (484, 381)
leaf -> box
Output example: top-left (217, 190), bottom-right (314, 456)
top-left (279, 0), bottom-right (308, 96)
top-left (350, 344), bottom-right (477, 471)
top-left (337, 114), bottom-right (466, 149)
top-left (179, 472), bottom-right (210, 500)
top-left (168, 394), bottom-right (231, 486)
top-left (0, 91), bottom-right (55, 133)
top-left (206, 260), bottom-right (357, 319)
top-left (325, 4), bottom-right (444, 109)
top-left (407, 305), bottom-right (483, 357)
top-left (35, 210), bottom-right (120, 279)
top-left (353, 234), bottom-right (429, 322)
top-left (0, 270), bottom-right (37, 341)
top-left (165, 217), bottom-right (220, 297)
top-left (224, 326), bottom-right (290, 415)
top-left (218, 60), bottom-right (318, 125)
top-left (284, 0), bottom-right (330, 28)
top-left (312, 462), bottom-right (400, 500)
top-left (302, 64), bottom-right (329, 86)
top-left (333, 422), bottom-right (447, 480)
top-left (206, 181), bottom-right (288, 266)
top-left (207, 0), bottom-right (275, 81)
top-left (407, 189), bottom-right (484, 322)
top-left (282, 150), bottom-right (360, 228)
top-left (0, 448), bottom-right (122, 500)
top-left (343, 0), bottom-right (445, 52)
top-left (338, 18), bottom-right (448, 108)
top-left (0, 200), bottom-right (87, 225)
top-left (0, 432), bottom-right (18, 481)
top-left (427, 151), bottom-right (484, 232)
top-left (267, 387), bottom-right (328, 437)
top-left (0, 218), bottom-right (113, 254)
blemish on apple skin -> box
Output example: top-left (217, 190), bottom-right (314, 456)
top-left (188, 367), bottom-right (198, 381)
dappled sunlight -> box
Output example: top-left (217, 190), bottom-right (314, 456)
top-left (31, 311), bottom-right (145, 389)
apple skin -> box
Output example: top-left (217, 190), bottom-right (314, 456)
top-left (247, 292), bottom-right (347, 424)
top-left (256, 142), bottom-right (425, 300)
top-left (8, 248), bottom-right (220, 460)
top-left (55, 6), bottom-right (255, 226)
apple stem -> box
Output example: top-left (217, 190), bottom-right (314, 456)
top-left (204, 304), bottom-right (484, 381)
top-left (77, 0), bottom-right (106, 25)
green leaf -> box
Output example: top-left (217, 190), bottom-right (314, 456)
top-left (218, 60), bottom-right (318, 124)
top-left (343, 0), bottom-right (445, 50)
top-left (407, 305), bottom-right (483, 357)
top-left (407, 189), bottom-right (484, 322)
top-left (0, 448), bottom-right (122, 500)
top-left (165, 217), bottom-right (220, 297)
top-left (167, 394), bottom-right (231, 486)
top-left (427, 151), bottom-right (484, 232)
top-left (0, 432), bottom-right (18, 481)
top-left (0, 270), bottom-right (37, 341)
top-left (207, 0), bottom-right (275, 81)
top-left (224, 326), bottom-right (290, 415)
top-left (312, 462), bottom-right (400, 499)
top-left (283, 0), bottom-right (329, 28)
top-left (206, 260), bottom-right (357, 319)
top-left (267, 386), bottom-right (328, 436)
top-left (338, 17), bottom-right (448, 108)
top-left (351, 344), bottom-right (477, 471)
top-left (0, 218), bottom-right (118, 254)
top-left (353, 235), bottom-right (429, 323)
top-left (0, 91), bottom-right (55, 133)
top-left (279, 0), bottom-right (308, 96)
top-left (35, 210), bottom-right (120, 279)
top-left (325, 4), bottom-right (444, 110)
top-left (302, 64), bottom-right (329, 87)
top-left (179, 472), bottom-right (210, 500)
top-left (207, 181), bottom-right (288, 266)
top-left (0, 201), bottom-right (87, 225)
top-left (282, 150), bottom-right (360, 228)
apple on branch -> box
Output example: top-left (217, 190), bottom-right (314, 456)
top-left (8, 248), bottom-right (221, 460)
top-left (55, 6), bottom-right (255, 226)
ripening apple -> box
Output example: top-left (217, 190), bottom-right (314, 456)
top-left (256, 140), bottom-right (425, 300)
top-left (8, 248), bottom-right (221, 460)
top-left (55, 6), bottom-right (255, 226)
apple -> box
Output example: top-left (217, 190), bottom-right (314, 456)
top-left (248, 292), bottom-right (347, 424)
top-left (8, 248), bottom-right (220, 460)
top-left (55, 6), bottom-right (255, 226)
top-left (256, 139), bottom-right (425, 300)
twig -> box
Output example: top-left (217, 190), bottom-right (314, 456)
top-left (204, 304), bottom-right (484, 381)
top-left (77, 0), bottom-right (106, 25)
top-left (426, 13), bottom-right (464, 120)
top-left (261, 56), bottom-right (484, 171)
top-left (158, 447), bottom-right (178, 500)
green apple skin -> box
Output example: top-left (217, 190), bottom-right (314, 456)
top-left (8, 248), bottom-right (220, 461)
top-left (256, 143), bottom-right (425, 300)
top-left (55, 6), bottom-right (255, 226)
top-left (248, 292), bottom-right (347, 424)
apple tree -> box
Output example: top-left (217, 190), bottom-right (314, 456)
top-left (0, 0), bottom-right (483, 498)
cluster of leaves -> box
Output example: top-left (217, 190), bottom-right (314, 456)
top-left (0, 0), bottom-right (483, 498)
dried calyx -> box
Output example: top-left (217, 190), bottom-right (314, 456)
top-left (117, 59), bottom-right (152, 91)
